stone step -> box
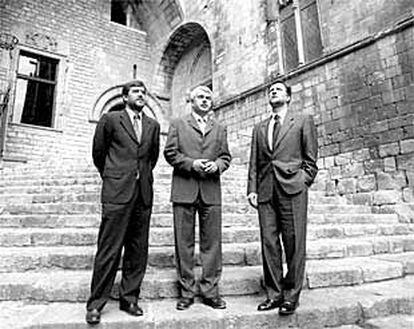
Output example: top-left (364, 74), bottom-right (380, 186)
top-left (0, 190), bottom-right (248, 205)
top-left (0, 213), bottom-right (399, 229)
top-left (0, 254), bottom-right (412, 302)
top-left (0, 276), bottom-right (413, 329)
top-left (0, 227), bottom-right (258, 247)
top-left (0, 223), bottom-right (412, 248)
top-left (0, 229), bottom-right (413, 272)
top-left (0, 202), bottom-right (373, 215)
top-left (0, 176), bottom-right (246, 192)
top-left (362, 314), bottom-right (414, 329)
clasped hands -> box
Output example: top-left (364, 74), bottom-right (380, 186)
top-left (192, 159), bottom-right (218, 174)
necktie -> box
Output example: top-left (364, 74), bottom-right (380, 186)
top-left (272, 114), bottom-right (280, 149)
top-left (133, 114), bottom-right (141, 144)
top-left (197, 117), bottom-right (207, 135)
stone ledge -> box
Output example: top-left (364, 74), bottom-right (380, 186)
top-left (0, 276), bottom-right (413, 329)
top-left (0, 254), bottom-right (412, 301)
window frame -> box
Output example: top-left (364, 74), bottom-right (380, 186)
top-left (13, 48), bottom-right (61, 129)
top-left (279, 0), bottom-right (324, 73)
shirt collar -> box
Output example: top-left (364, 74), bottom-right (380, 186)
top-left (270, 106), bottom-right (287, 124)
top-left (126, 107), bottom-right (141, 120)
top-left (192, 111), bottom-right (207, 123)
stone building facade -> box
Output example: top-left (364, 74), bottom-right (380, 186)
top-left (0, 0), bottom-right (413, 216)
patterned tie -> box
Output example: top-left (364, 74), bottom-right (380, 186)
top-left (133, 114), bottom-right (141, 144)
top-left (272, 114), bottom-right (280, 149)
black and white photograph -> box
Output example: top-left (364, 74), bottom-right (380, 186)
top-left (0, 0), bottom-right (413, 328)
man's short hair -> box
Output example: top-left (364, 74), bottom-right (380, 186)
top-left (270, 80), bottom-right (292, 101)
top-left (189, 85), bottom-right (213, 102)
top-left (122, 80), bottom-right (147, 97)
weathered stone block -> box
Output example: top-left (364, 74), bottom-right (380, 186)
top-left (357, 175), bottom-right (376, 192)
top-left (350, 192), bottom-right (373, 205)
top-left (326, 180), bottom-right (337, 196)
top-left (324, 156), bottom-right (335, 168)
top-left (364, 314), bottom-right (414, 329)
top-left (379, 142), bottom-right (400, 157)
top-left (245, 244), bottom-right (261, 266)
top-left (377, 171), bottom-right (407, 190)
top-left (307, 265), bottom-right (362, 288)
top-left (383, 156), bottom-right (397, 172)
top-left (335, 152), bottom-right (352, 166)
top-left (330, 166), bottom-right (342, 180)
top-left (373, 239), bottom-right (391, 254)
top-left (346, 241), bottom-right (373, 257)
top-left (31, 232), bottom-right (62, 246)
top-left (307, 244), bottom-right (345, 259)
top-left (149, 230), bottom-right (174, 246)
top-left (403, 236), bottom-right (414, 251)
top-left (48, 254), bottom-right (93, 270)
top-left (61, 232), bottom-right (96, 246)
top-left (389, 239), bottom-right (404, 253)
top-left (400, 139), bottom-right (414, 154)
top-left (372, 190), bottom-right (401, 205)
top-left (353, 148), bottom-right (370, 162)
top-left (396, 153), bottom-right (414, 171)
top-left (402, 187), bottom-right (414, 202)
top-left (0, 233), bottom-right (31, 247)
top-left (223, 249), bottom-right (246, 265)
top-left (362, 261), bottom-right (403, 282)
top-left (341, 162), bottom-right (365, 178)
top-left (337, 178), bottom-right (357, 195)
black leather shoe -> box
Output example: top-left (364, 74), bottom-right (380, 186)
top-left (278, 301), bottom-right (298, 316)
top-left (85, 308), bottom-right (101, 325)
top-left (202, 296), bottom-right (226, 309)
top-left (257, 298), bottom-right (284, 311)
top-left (176, 297), bottom-right (194, 310)
top-left (119, 300), bottom-right (143, 316)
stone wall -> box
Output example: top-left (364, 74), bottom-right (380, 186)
top-left (217, 20), bottom-right (413, 218)
top-left (1, 0), bottom-right (413, 218)
top-left (1, 0), bottom-right (151, 162)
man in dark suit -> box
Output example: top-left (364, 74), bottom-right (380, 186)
top-left (164, 85), bottom-right (231, 311)
top-left (86, 80), bottom-right (160, 325)
top-left (247, 80), bottom-right (318, 315)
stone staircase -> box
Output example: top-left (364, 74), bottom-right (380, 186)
top-left (0, 160), bottom-right (413, 328)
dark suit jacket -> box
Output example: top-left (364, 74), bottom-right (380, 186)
top-left (247, 111), bottom-right (318, 201)
top-left (92, 109), bottom-right (160, 206)
top-left (164, 114), bottom-right (231, 205)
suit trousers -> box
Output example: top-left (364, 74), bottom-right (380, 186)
top-left (173, 195), bottom-right (222, 298)
top-left (258, 176), bottom-right (308, 303)
top-left (87, 181), bottom-right (151, 311)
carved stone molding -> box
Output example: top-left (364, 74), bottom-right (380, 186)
top-left (25, 32), bottom-right (57, 52)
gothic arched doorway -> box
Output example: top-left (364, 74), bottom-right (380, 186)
top-left (157, 22), bottom-right (212, 118)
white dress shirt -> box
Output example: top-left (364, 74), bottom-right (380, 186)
top-left (126, 107), bottom-right (142, 142)
top-left (268, 107), bottom-right (287, 151)
top-left (192, 111), bottom-right (208, 135)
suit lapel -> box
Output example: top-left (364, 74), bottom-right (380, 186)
top-left (204, 117), bottom-right (214, 136)
top-left (120, 109), bottom-right (139, 144)
top-left (274, 111), bottom-right (294, 150)
top-left (259, 117), bottom-right (272, 152)
top-left (187, 114), bottom-right (203, 135)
